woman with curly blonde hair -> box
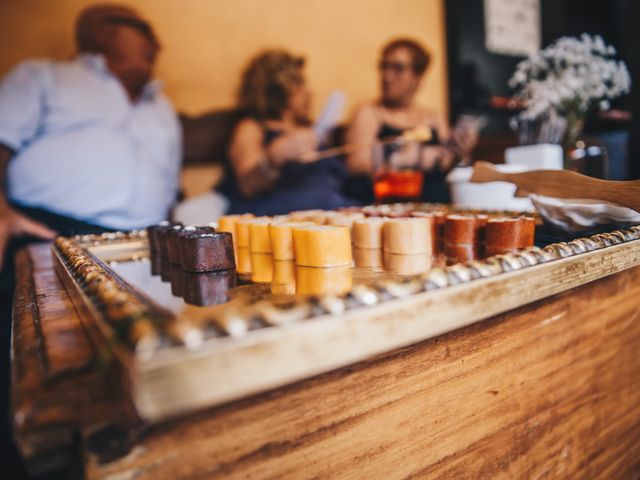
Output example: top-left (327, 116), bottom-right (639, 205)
top-left (221, 49), bottom-right (355, 215)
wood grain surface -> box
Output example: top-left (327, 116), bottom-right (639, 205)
top-left (12, 242), bottom-right (640, 479)
top-left (86, 264), bottom-right (640, 479)
top-left (11, 244), bottom-right (128, 470)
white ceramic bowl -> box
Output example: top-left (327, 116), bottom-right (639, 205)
top-left (530, 194), bottom-right (640, 232)
top-left (446, 165), bottom-right (534, 212)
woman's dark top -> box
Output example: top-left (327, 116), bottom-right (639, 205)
top-left (219, 127), bottom-right (357, 216)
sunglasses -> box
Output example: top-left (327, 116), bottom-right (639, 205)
top-left (378, 60), bottom-right (414, 74)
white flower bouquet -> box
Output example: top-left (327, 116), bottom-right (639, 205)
top-left (509, 34), bottom-right (631, 146)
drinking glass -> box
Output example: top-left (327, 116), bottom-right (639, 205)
top-left (372, 138), bottom-right (423, 204)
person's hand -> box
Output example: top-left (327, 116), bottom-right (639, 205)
top-left (420, 145), bottom-right (455, 172)
top-left (449, 123), bottom-right (479, 158)
top-left (0, 205), bottom-right (57, 270)
top-left (268, 127), bottom-right (319, 167)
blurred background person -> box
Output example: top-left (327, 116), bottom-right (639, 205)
top-left (346, 38), bottom-right (478, 203)
top-left (222, 49), bottom-right (356, 215)
top-left (0, 3), bottom-right (180, 471)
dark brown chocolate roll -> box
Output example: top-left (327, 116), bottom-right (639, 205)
top-left (179, 229), bottom-right (235, 272)
top-left (183, 269), bottom-right (237, 306)
top-left (150, 253), bottom-right (163, 276)
top-left (152, 222), bottom-right (181, 258)
top-left (159, 257), bottom-right (172, 282)
top-left (147, 221), bottom-right (173, 253)
top-left (169, 263), bottom-right (186, 297)
top-left (165, 225), bottom-right (185, 263)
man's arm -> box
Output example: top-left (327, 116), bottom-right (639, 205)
top-left (0, 145), bottom-right (56, 270)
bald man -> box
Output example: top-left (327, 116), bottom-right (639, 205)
top-left (0, 5), bottom-right (181, 467)
top-left (0, 4), bottom-right (181, 268)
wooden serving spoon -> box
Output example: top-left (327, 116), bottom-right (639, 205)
top-left (469, 161), bottom-right (640, 212)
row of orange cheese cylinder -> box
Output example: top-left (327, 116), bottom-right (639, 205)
top-left (218, 212), bottom-right (355, 296)
top-left (216, 208), bottom-right (536, 295)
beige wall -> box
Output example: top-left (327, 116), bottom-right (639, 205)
top-left (0, 0), bottom-right (448, 119)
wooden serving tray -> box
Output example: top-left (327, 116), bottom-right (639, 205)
top-left (51, 220), bottom-right (640, 423)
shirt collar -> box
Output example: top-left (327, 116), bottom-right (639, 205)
top-left (78, 53), bottom-right (163, 100)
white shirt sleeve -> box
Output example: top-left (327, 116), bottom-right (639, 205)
top-left (0, 60), bottom-right (49, 151)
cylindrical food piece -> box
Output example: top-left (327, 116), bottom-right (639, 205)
top-left (432, 211), bottom-right (446, 255)
top-left (183, 269), bottom-right (236, 306)
top-left (295, 265), bottom-right (352, 297)
top-left (410, 212), bottom-right (439, 255)
top-left (178, 229), bottom-right (235, 272)
top-left (218, 214), bottom-right (252, 256)
top-left (485, 217), bottom-right (520, 246)
top-left (235, 216), bottom-right (256, 248)
top-left (272, 260), bottom-right (296, 295)
top-left (443, 214), bottom-right (477, 245)
top-left (249, 217), bottom-right (273, 253)
top-left (236, 247), bottom-right (252, 274)
top-left (166, 225), bottom-right (187, 264)
top-left (154, 222), bottom-right (181, 258)
top-left (352, 218), bottom-right (385, 249)
top-left (147, 220), bottom-right (172, 253)
top-left (292, 225), bottom-right (352, 267)
top-left (353, 247), bottom-right (384, 268)
top-left (383, 251), bottom-right (432, 275)
top-left (517, 216), bottom-right (536, 249)
top-left (269, 221), bottom-right (314, 261)
top-left (443, 243), bottom-right (476, 264)
top-left (273, 260), bottom-right (295, 285)
top-left (443, 214), bottom-right (478, 263)
top-left (382, 217), bottom-right (432, 255)
top-left (325, 212), bottom-right (366, 230)
top-left (475, 214), bottom-right (489, 259)
top-left (169, 263), bottom-right (185, 297)
top-left (250, 252), bottom-right (274, 283)
top-left (159, 258), bottom-right (171, 282)
top-left (290, 209), bottom-right (327, 224)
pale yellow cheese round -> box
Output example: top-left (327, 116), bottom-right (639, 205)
top-left (353, 247), bottom-right (383, 268)
top-left (292, 225), bottom-right (352, 267)
top-left (382, 217), bottom-right (432, 255)
top-left (295, 265), bottom-right (352, 297)
top-left (383, 251), bottom-right (432, 275)
top-left (352, 217), bottom-right (385, 249)
top-left (248, 217), bottom-right (273, 253)
top-left (326, 212), bottom-right (366, 230)
top-left (269, 221), bottom-right (314, 261)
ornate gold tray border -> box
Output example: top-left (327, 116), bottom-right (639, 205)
top-left (52, 225), bottom-right (640, 421)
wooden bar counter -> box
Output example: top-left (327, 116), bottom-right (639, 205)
top-left (12, 239), bottom-right (640, 479)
